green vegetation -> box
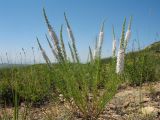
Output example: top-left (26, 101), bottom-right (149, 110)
top-left (124, 41), bottom-right (160, 85)
top-left (0, 41), bottom-right (159, 119)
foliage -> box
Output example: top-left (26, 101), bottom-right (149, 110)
top-left (0, 65), bottom-right (54, 106)
top-left (35, 8), bottom-right (122, 119)
top-left (125, 50), bottom-right (159, 86)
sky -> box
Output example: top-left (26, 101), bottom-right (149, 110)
top-left (0, 0), bottom-right (160, 63)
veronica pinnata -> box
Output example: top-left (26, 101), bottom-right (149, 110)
top-left (46, 34), bottom-right (58, 61)
top-left (89, 46), bottom-right (93, 62)
top-left (124, 16), bottom-right (132, 51)
top-left (43, 8), bottom-right (64, 62)
top-left (116, 18), bottom-right (126, 74)
top-left (112, 26), bottom-right (116, 58)
top-left (93, 36), bottom-right (98, 59)
top-left (95, 21), bottom-right (105, 58)
top-left (37, 37), bottom-right (51, 68)
top-left (64, 13), bottom-right (79, 63)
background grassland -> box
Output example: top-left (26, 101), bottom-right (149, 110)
top-left (0, 41), bottom-right (159, 119)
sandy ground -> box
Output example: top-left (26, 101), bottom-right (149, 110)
top-left (0, 82), bottom-right (160, 120)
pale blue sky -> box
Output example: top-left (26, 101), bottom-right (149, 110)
top-left (0, 0), bottom-right (160, 63)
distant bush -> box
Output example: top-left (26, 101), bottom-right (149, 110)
top-left (125, 51), bottom-right (158, 86)
top-left (0, 65), bottom-right (54, 107)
